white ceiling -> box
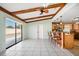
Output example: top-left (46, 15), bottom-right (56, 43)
top-left (0, 3), bottom-right (52, 12)
top-left (52, 3), bottom-right (79, 23)
top-left (62, 4), bottom-right (79, 22)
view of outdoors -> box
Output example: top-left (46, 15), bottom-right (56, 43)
top-left (16, 23), bottom-right (22, 43)
top-left (5, 18), bottom-right (22, 48)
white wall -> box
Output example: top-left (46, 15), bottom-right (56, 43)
top-left (24, 20), bottom-right (52, 40)
top-left (0, 11), bottom-right (6, 52)
top-left (22, 23), bottom-right (28, 40)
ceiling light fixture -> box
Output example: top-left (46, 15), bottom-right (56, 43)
top-left (74, 17), bottom-right (79, 21)
top-left (73, 17), bottom-right (79, 24)
top-left (43, 3), bottom-right (49, 8)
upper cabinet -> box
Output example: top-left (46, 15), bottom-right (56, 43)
top-left (73, 24), bottom-right (79, 30)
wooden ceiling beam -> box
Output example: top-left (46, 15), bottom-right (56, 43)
top-left (0, 6), bottom-right (26, 23)
top-left (24, 14), bottom-right (55, 20)
top-left (26, 17), bottom-right (52, 23)
top-left (24, 3), bottom-right (65, 21)
top-left (25, 3), bottom-right (66, 22)
top-left (45, 3), bottom-right (65, 9)
top-left (12, 7), bottom-right (41, 14)
top-left (54, 3), bottom-right (66, 15)
top-left (0, 3), bottom-right (66, 23)
top-left (11, 3), bottom-right (66, 14)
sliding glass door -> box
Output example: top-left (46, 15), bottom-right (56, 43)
top-left (16, 23), bottom-right (22, 43)
top-left (5, 18), bottom-right (16, 48)
top-left (5, 18), bottom-right (22, 48)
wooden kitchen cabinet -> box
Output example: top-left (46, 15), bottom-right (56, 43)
top-left (63, 33), bottom-right (74, 48)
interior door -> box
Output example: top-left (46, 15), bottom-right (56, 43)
top-left (27, 23), bottom-right (44, 40)
top-left (38, 24), bottom-right (44, 39)
top-left (28, 24), bottom-right (38, 39)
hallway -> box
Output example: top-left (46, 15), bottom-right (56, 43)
top-left (0, 39), bottom-right (73, 56)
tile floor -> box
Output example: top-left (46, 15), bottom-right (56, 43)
top-left (0, 39), bottom-right (73, 56)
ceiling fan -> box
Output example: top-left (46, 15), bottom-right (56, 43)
top-left (39, 7), bottom-right (49, 15)
top-left (36, 4), bottom-right (49, 15)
